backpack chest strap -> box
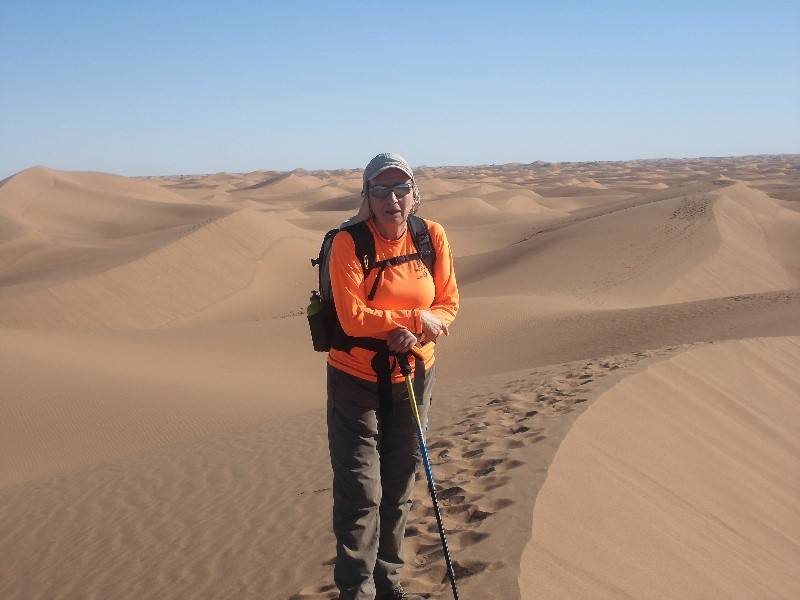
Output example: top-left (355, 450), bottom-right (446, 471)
top-left (367, 252), bottom-right (423, 301)
top-left (343, 216), bottom-right (436, 302)
top-left (375, 252), bottom-right (422, 269)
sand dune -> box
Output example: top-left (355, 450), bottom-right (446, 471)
top-left (500, 195), bottom-right (561, 214)
top-left (477, 188), bottom-right (564, 216)
top-left (520, 337), bottom-right (800, 599)
top-left (0, 209), bottom-right (316, 329)
top-left (301, 193), bottom-right (362, 212)
top-left (238, 184), bottom-right (353, 206)
top-left (0, 167), bottom-right (232, 289)
top-left (1, 166), bottom-right (195, 204)
top-left (0, 167), bottom-right (218, 239)
top-left (237, 171), bottom-right (326, 194)
top-left (0, 213), bottom-right (41, 275)
top-left (455, 182), bottom-right (508, 196)
top-left (663, 183), bottom-right (800, 302)
top-left (458, 182), bottom-right (800, 308)
top-left (422, 196), bottom-right (502, 225)
top-left (1, 167), bottom-right (193, 218)
top-left (1, 155), bottom-right (799, 599)
top-left (414, 174), bottom-right (469, 198)
top-left (557, 176), bottom-right (608, 189)
top-left (0, 317), bottom-right (321, 487)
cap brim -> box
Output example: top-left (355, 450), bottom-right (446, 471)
top-left (366, 164), bottom-right (414, 182)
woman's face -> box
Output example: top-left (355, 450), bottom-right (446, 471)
top-left (368, 168), bottom-right (414, 231)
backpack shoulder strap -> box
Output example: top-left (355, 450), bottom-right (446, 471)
top-left (342, 220), bottom-right (376, 276)
top-left (311, 227), bottom-right (341, 302)
top-left (407, 215), bottom-right (436, 276)
top-left (341, 217), bottom-right (437, 302)
top-left (311, 227), bottom-right (339, 268)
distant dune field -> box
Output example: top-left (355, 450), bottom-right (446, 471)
top-left (1, 156), bottom-right (799, 599)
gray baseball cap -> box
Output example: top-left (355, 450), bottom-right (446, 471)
top-left (362, 152), bottom-right (414, 185)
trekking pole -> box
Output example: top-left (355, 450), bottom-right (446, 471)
top-left (398, 351), bottom-right (460, 600)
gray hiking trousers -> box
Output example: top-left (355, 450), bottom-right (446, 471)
top-left (326, 363), bottom-right (434, 600)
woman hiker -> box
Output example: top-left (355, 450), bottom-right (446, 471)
top-left (326, 153), bottom-right (459, 600)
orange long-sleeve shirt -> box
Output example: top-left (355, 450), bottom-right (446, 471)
top-left (327, 218), bottom-right (459, 382)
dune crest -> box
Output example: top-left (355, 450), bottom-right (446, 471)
top-left (0, 209), bottom-right (316, 329)
top-left (520, 337), bottom-right (800, 600)
top-left (457, 180), bottom-right (800, 308)
top-left (663, 183), bottom-right (800, 302)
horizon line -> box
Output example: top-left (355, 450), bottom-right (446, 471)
top-left (4, 152), bottom-right (799, 181)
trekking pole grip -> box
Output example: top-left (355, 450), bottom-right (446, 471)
top-left (397, 351), bottom-right (412, 376)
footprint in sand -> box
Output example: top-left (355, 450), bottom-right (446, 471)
top-left (467, 508), bottom-right (493, 523)
top-left (472, 458), bottom-right (504, 477)
top-left (497, 459), bottom-right (524, 472)
top-left (288, 582), bottom-right (338, 600)
top-left (485, 498), bottom-right (515, 511)
top-left (462, 448), bottom-right (484, 459)
top-left (451, 560), bottom-right (490, 579)
top-left (291, 349), bottom-right (684, 599)
top-left (495, 438), bottom-right (525, 450)
top-left (427, 438), bottom-right (455, 450)
top-left (479, 474), bottom-right (511, 492)
top-left (454, 530), bottom-right (490, 547)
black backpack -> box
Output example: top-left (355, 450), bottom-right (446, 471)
top-left (307, 215), bottom-right (436, 354)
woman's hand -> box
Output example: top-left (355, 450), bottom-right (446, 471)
top-left (387, 327), bottom-right (418, 353)
top-left (419, 310), bottom-right (449, 344)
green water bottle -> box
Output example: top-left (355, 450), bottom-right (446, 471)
top-left (307, 290), bottom-right (323, 316)
top-left (307, 290), bottom-right (329, 351)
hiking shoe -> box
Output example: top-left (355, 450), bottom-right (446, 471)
top-left (376, 585), bottom-right (424, 600)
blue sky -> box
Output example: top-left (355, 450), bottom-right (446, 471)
top-left (1, 1), bottom-right (798, 177)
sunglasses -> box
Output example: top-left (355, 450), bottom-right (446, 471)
top-left (369, 183), bottom-right (413, 199)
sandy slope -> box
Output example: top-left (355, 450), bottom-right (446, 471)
top-left (0, 167), bottom-right (231, 290)
top-left (0, 208), bottom-right (317, 329)
top-left (519, 337), bottom-right (800, 599)
top-left (0, 319), bottom-right (323, 487)
top-left (458, 181), bottom-right (799, 308)
top-left (1, 155), bottom-right (799, 599)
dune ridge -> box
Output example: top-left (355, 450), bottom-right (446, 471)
top-left (519, 337), bottom-right (800, 600)
top-left (0, 209), bottom-right (316, 329)
top-left (458, 181), bottom-right (799, 308)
